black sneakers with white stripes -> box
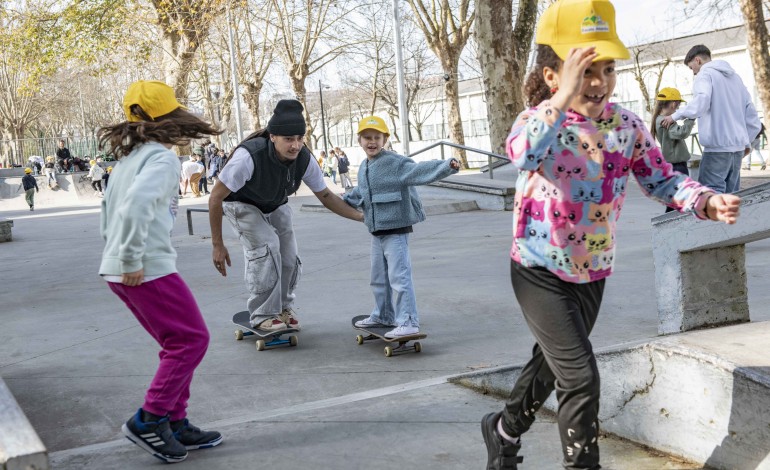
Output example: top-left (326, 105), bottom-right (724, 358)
top-left (122, 409), bottom-right (188, 463)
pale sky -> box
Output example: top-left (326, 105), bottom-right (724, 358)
top-left (614, 0), bottom-right (744, 47)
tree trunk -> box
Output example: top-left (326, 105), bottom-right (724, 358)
top-left (740, 0), bottom-right (770, 116)
top-left (443, 71), bottom-right (468, 167)
top-left (242, 82), bottom-right (263, 130)
top-left (288, 72), bottom-right (312, 150)
top-left (475, 0), bottom-right (538, 156)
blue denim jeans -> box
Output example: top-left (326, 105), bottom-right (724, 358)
top-left (369, 233), bottom-right (419, 327)
top-left (698, 151), bottom-right (743, 194)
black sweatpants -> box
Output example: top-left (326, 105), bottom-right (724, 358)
top-left (501, 260), bottom-right (605, 470)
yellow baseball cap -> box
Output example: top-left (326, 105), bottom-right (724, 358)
top-left (357, 116), bottom-right (390, 137)
top-left (123, 80), bottom-right (185, 122)
top-left (535, 0), bottom-right (629, 62)
top-left (656, 87), bottom-right (685, 102)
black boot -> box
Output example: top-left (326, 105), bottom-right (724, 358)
top-left (481, 412), bottom-right (523, 470)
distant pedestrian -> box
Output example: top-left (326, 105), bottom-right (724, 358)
top-left (336, 147), bottom-right (353, 189)
top-left (194, 148), bottom-right (209, 195)
top-left (102, 166), bottom-right (112, 190)
top-left (44, 156), bottom-right (57, 187)
top-left (56, 140), bottom-right (72, 173)
top-left (22, 167), bottom-right (39, 211)
top-left (480, 2), bottom-right (742, 469)
top-left (661, 44), bottom-right (761, 193)
top-left (327, 149), bottom-right (339, 185)
top-left (181, 154), bottom-right (202, 197)
top-left (97, 80), bottom-right (223, 463)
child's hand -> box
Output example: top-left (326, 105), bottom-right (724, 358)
top-left (706, 194), bottom-right (740, 224)
top-left (450, 158), bottom-right (460, 170)
top-left (122, 269), bottom-right (144, 287)
top-left (552, 47), bottom-right (599, 109)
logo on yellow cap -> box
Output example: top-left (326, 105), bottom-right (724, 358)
top-left (581, 12), bottom-right (609, 34)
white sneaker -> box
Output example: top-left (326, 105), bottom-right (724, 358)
top-left (384, 325), bottom-right (419, 338)
top-left (254, 316), bottom-right (286, 331)
top-left (355, 317), bottom-right (392, 328)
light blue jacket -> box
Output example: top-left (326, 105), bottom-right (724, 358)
top-left (343, 150), bottom-right (457, 233)
top-left (99, 142), bottom-right (181, 276)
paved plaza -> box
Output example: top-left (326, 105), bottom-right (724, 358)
top-left (2, 174), bottom-right (769, 469)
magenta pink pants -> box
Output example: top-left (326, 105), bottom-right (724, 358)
top-left (108, 273), bottom-right (210, 421)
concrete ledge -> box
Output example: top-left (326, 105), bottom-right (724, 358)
top-left (0, 219), bottom-right (12, 242)
top-left (419, 183), bottom-right (515, 211)
top-left (0, 377), bottom-right (49, 469)
top-left (451, 321), bottom-right (770, 470)
top-left (652, 182), bottom-right (770, 334)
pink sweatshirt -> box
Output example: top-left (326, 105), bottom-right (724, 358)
top-left (507, 101), bottom-right (714, 284)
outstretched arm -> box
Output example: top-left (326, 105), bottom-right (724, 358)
top-left (209, 182), bottom-right (232, 277)
top-left (704, 193), bottom-right (740, 225)
top-left (314, 187), bottom-right (364, 222)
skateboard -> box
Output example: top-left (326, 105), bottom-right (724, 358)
top-left (232, 311), bottom-right (299, 351)
top-left (352, 315), bottom-right (427, 357)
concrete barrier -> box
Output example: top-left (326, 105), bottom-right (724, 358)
top-left (0, 173), bottom-right (101, 211)
top-left (651, 182), bottom-right (770, 334)
top-left (0, 219), bottom-right (12, 242)
top-left (451, 321), bottom-right (770, 470)
top-left (0, 377), bottom-right (49, 469)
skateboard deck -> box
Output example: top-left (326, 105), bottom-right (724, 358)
top-left (352, 315), bottom-right (427, 357)
top-left (232, 311), bottom-right (299, 351)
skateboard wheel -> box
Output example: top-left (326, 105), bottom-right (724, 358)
top-left (384, 346), bottom-right (393, 357)
top-left (235, 330), bottom-right (244, 341)
top-left (256, 339), bottom-right (266, 351)
top-left (414, 342), bottom-right (422, 353)
top-left (289, 335), bottom-right (298, 347)
top-left (356, 335), bottom-right (364, 345)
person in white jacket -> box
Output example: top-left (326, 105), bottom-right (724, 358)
top-left (661, 44), bottom-right (761, 194)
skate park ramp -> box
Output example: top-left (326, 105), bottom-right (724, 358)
top-left (0, 172), bottom-right (102, 210)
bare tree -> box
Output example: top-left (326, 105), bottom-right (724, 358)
top-left (270, 0), bottom-right (355, 149)
top-left (474, 0), bottom-right (538, 155)
top-left (629, 45), bottom-right (672, 114)
top-left (406, 0), bottom-right (475, 167)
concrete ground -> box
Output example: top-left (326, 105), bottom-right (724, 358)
top-left (2, 172), bottom-right (769, 469)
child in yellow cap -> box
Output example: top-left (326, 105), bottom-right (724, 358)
top-left (650, 87), bottom-right (695, 212)
top-left (480, 1), bottom-right (741, 469)
top-left (97, 80), bottom-right (224, 463)
top-left (22, 167), bottom-right (38, 210)
top-left (87, 159), bottom-right (105, 196)
top-left (343, 116), bottom-right (460, 339)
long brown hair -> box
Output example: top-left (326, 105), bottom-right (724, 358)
top-left (523, 45), bottom-right (562, 108)
top-left (98, 106), bottom-right (222, 160)
top-left (649, 100), bottom-right (676, 142)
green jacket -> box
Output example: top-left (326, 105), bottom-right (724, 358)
top-left (655, 116), bottom-right (695, 164)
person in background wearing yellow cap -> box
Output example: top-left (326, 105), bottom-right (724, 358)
top-left (97, 80), bottom-right (224, 464)
top-left (87, 158), bottom-right (106, 196)
top-left (650, 87), bottom-right (695, 213)
top-left (660, 45), bottom-right (761, 193)
top-left (44, 155), bottom-right (57, 188)
top-left (21, 167), bottom-right (38, 211)
top-left (208, 99), bottom-right (363, 331)
top-left (478, 2), bottom-right (742, 469)
top-left (343, 116), bottom-right (460, 338)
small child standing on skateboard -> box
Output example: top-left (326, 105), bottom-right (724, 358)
top-left (344, 116), bottom-right (460, 338)
top-left (97, 80), bottom-right (224, 463)
top-left (479, 1), bottom-right (741, 469)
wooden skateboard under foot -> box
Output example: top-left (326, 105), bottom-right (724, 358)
top-left (352, 315), bottom-right (426, 357)
top-left (232, 311), bottom-right (299, 351)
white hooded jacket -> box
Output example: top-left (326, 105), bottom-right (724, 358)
top-left (671, 60), bottom-right (761, 153)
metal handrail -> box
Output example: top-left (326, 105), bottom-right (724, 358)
top-left (408, 140), bottom-right (508, 179)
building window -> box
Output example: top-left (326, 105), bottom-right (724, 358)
top-left (472, 119), bottom-right (489, 136)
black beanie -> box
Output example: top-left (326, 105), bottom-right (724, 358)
top-left (267, 99), bottom-right (306, 136)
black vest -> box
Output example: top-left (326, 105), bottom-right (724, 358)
top-left (224, 137), bottom-right (311, 213)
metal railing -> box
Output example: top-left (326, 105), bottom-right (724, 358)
top-left (0, 137), bottom-right (104, 168)
top-left (408, 141), bottom-right (508, 179)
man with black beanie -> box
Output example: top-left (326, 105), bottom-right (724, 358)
top-left (208, 99), bottom-right (363, 331)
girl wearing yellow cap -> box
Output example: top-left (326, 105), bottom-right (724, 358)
top-left (97, 80), bottom-right (224, 463)
top-left (480, 1), bottom-right (741, 469)
top-left (650, 87), bottom-right (696, 212)
top-left (87, 159), bottom-right (105, 196)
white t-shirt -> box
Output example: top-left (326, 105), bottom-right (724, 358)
top-left (218, 147), bottom-right (326, 193)
top-left (181, 160), bottom-right (202, 180)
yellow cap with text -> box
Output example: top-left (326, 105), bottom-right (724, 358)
top-left (536, 0), bottom-right (629, 61)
